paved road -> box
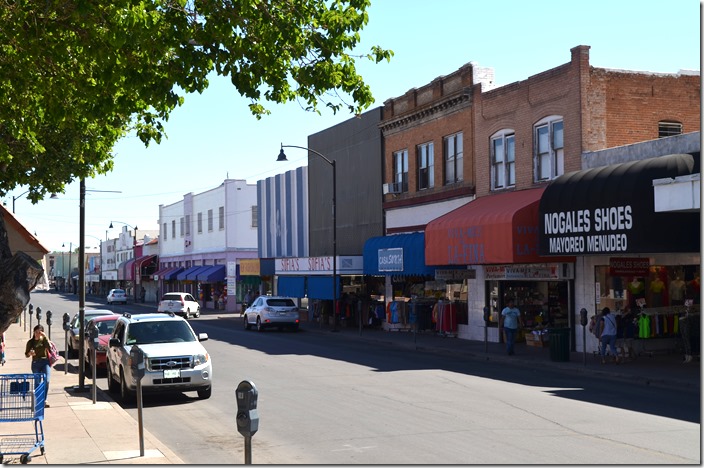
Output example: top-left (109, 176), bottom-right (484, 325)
top-left (31, 293), bottom-right (700, 464)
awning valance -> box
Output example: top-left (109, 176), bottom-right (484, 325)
top-left (425, 188), bottom-right (552, 265)
top-left (306, 276), bottom-right (340, 300)
top-left (186, 266), bottom-right (210, 281)
top-left (363, 233), bottom-right (435, 276)
top-left (539, 153), bottom-right (699, 255)
top-left (277, 276), bottom-right (306, 298)
top-left (176, 266), bottom-right (201, 281)
top-left (197, 265), bottom-right (226, 282)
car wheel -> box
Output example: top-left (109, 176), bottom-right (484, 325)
top-left (185, 309), bottom-right (191, 320)
top-left (107, 361), bottom-right (119, 393)
top-left (243, 315), bottom-right (251, 330)
top-left (256, 317), bottom-right (264, 332)
top-left (120, 368), bottom-right (135, 403)
top-left (197, 386), bottom-right (212, 400)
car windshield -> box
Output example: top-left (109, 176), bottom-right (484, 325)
top-left (113, 290), bottom-right (125, 295)
top-left (267, 298), bottom-right (296, 307)
top-left (94, 321), bottom-right (116, 336)
top-left (162, 294), bottom-right (182, 301)
top-left (126, 321), bottom-right (196, 345)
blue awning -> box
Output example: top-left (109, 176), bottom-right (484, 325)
top-left (306, 276), bottom-right (340, 300)
top-left (163, 267), bottom-right (183, 281)
top-left (197, 265), bottom-right (226, 282)
top-left (176, 266), bottom-right (202, 281)
top-left (363, 232), bottom-right (435, 276)
top-left (186, 266), bottom-right (210, 281)
top-left (277, 276), bottom-right (306, 298)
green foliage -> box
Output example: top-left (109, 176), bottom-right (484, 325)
top-left (0, 0), bottom-right (392, 202)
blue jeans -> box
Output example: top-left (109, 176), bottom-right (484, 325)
top-left (600, 334), bottom-right (617, 358)
top-left (31, 358), bottom-right (51, 394)
top-left (504, 327), bottom-right (518, 354)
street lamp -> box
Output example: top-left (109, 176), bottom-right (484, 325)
top-left (109, 221), bottom-right (138, 246)
top-left (277, 144), bottom-right (338, 332)
top-left (11, 189), bottom-right (30, 214)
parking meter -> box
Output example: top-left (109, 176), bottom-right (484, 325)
top-left (45, 310), bottom-right (53, 339)
top-left (236, 380), bottom-right (259, 437)
top-left (28, 304), bottom-right (34, 337)
top-left (88, 322), bottom-right (100, 402)
top-left (483, 306), bottom-right (490, 322)
top-left (35, 306), bottom-right (42, 325)
top-left (130, 345), bottom-right (146, 379)
top-left (28, 304), bottom-right (34, 318)
top-left (62, 313), bottom-right (71, 331)
top-left (579, 308), bottom-right (588, 326)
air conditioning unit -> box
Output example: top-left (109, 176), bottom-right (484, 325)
top-left (382, 182), bottom-right (402, 195)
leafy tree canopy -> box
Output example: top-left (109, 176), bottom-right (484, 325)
top-left (0, 0), bottom-right (392, 202)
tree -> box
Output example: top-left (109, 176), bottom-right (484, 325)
top-left (0, 0), bottom-right (391, 331)
top-left (0, 0), bottom-right (392, 202)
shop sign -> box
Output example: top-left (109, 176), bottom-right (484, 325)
top-left (485, 263), bottom-right (573, 280)
top-left (378, 248), bottom-right (403, 272)
top-left (608, 257), bottom-right (650, 276)
top-left (239, 259), bottom-right (260, 276)
top-left (103, 271), bottom-right (117, 281)
top-left (227, 277), bottom-right (236, 296)
top-left (435, 269), bottom-right (476, 280)
top-left (275, 256), bottom-right (363, 275)
top-left (542, 205), bottom-right (633, 254)
top-left (227, 261), bottom-right (237, 278)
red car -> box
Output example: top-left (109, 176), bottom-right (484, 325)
top-left (83, 315), bottom-right (119, 376)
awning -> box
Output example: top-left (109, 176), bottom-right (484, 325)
top-left (163, 267), bottom-right (183, 281)
top-left (539, 153), bottom-right (699, 255)
top-left (363, 233), bottom-right (436, 276)
top-left (176, 266), bottom-right (202, 281)
top-left (425, 188), bottom-right (551, 265)
top-left (135, 255), bottom-right (157, 277)
top-left (119, 258), bottom-right (137, 281)
top-left (197, 265), bottom-right (226, 282)
top-left (306, 276), bottom-right (340, 300)
top-left (186, 266), bottom-right (210, 281)
top-left (153, 266), bottom-right (175, 280)
top-left (277, 276), bottom-right (306, 298)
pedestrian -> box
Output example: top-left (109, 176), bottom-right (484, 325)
top-left (25, 324), bottom-right (51, 407)
top-left (598, 307), bottom-right (620, 364)
top-left (244, 290), bottom-right (253, 310)
top-left (500, 298), bottom-right (523, 356)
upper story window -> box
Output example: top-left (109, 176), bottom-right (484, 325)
top-left (393, 149), bottom-right (409, 193)
top-left (179, 217), bottom-right (184, 237)
top-left (219, 206), bottom-right (225, 230)
top-left (185, 214), bottom-right (191, 236)
top-left (417, 142), bottom-right (434, 190)
top-left (251, 205), bottom-right (258, 228)
top-left (162, 223), bottom-right (167, 242)
top-left (207, 209), bottom-right (214, 232)
top-left (490, 130), bottom-right (515, 190)
top-left (444, 132), bottom-right (463, 185)
top-left (171, 220), bottom-right (176, 239)
top-left (197, 212), bottom-right (203, 234)
top-left (658, 121), bottom-right (683, 138)
top-left (534, 116), bottom-right (564, 182)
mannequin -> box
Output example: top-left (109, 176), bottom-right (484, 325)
top-left (649, 277), bottom-right (665, 308)
top-left (627, 277), bottom-right (645, 309)
top-left (670, 276), bottom-right (686, 305)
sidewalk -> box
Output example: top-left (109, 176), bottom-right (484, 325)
top-left (0, 319), bottom-right (184, 465)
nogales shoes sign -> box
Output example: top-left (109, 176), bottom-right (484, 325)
top-left (539, 155), bottom-right (700, 256)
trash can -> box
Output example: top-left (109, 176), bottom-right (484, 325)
top-left (548, 327), bottom-right (570, 362)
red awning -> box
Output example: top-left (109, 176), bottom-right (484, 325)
top-left (425, 188), bottom-right (556, 265)
top-left (120, 258), bottom-right (137, 281)
top-left (134, 255), bottom-right (157, 277)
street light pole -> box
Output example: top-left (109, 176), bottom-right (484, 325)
top-left (76, 178), bottom-right (88, 391)
top-left (12, 189), bottom-right (29, 214)
top-left (277, 144), bottom-right (338, 332)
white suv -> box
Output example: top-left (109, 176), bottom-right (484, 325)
top-left (157, 292), bottom-right (201, 319)
top-left (243, 296), bottom-right (300, 331)
top-left (106, 312), bottom-right (213, 401)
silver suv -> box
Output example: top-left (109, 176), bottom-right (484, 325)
top-left (106, 312), bottom-right (213, 402)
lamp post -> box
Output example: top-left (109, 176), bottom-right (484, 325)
top-left (277, 144), bottom-right (338, 332)
top-left (109, 221), bottom-right (138, 246)
top-left (11, 189), bottom-right (30, 214)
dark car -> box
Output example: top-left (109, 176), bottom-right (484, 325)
top-left (67, 309), bottom-right (116, 358)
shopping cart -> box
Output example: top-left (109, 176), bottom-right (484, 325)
top-left (0, 374), bottom-right (46, 464)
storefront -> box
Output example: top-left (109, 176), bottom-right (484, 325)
top-left (425, 187), bottom-right (576, 343)
top-left (196, 264), bottom-right (227, 310)
top-left (539, 153), bottom-right (700, 356)
top-left (239, 258), bottom-right (274, 310)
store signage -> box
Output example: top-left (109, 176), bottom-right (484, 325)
top-left (542, 205), bottom-right (634, 254)
top-left (608, 257), bottom-right (650, 276)
top-left (378, 248), bottom-right (403, 272)
top-left (239, 259), bottom-right (260, 276)
top-left (275, 256), bottom-right (363, 275)
top-left (485, 263), bottom-right (573, 280)
top-left (103, 271), bottom-right (117, 281)
top-left (435, 269), bottom-right (476, 280)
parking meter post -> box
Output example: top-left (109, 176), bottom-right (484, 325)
top-left (236, 380), bottom-right (259, 465)
top-left (46, 310), bottom-right (52, 340)
top-left (483, 306), bottom-right (490, 353)
top-left (130, 345), bottom-right (146, 456)
top-left (88, 323), bottom-right (99, 404)
top-left (28, 304), bottom-right (33, 338)
top-left (23, 305), bottom-right (26, 333)
top-left (580, 308), bottom-right (588, 367)
top-left (62, 313), bottom-right (71, 374)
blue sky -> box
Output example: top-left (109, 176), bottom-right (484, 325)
top-left (6, 0), bottom-right (700, 253)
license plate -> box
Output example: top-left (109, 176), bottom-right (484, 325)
top-left (164, 369), bottom-right (180, 379)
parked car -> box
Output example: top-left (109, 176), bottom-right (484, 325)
top-left (106, 312), bottom-right (212, 402)
top-left (82, 315), bottom-right (119, 376)
top-left (243, 296), bottom-right (300, 331)
top-left (107, 288), bottom-right (128, 305)
top-left (157, 292), bottom-right (200, 319)
top-left (67, 309), bottom-right (117, 357)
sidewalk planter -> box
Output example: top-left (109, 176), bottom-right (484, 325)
top-left (548, 328), bottom-right (570, 361)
